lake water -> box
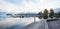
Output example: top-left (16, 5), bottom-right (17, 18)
top-left (0, 17), bottom-right (40, 29)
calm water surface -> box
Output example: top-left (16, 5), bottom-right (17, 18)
top-left (0, 17), bottom-right (40, 29)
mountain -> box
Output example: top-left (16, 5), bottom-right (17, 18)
top-left (0, 10), bottom-right (7, 20)
top-left (54, 8), bottom-right (60, 13)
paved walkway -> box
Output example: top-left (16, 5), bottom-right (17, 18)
top-left (20, 20), bottom-right (49, 29)
top-left (20, 19), bottom-right (60, 29)
top-left (47, 19), bottom-right (60, 29)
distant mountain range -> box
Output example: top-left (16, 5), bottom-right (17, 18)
top-left (54, 8), bottom-right (60, 13)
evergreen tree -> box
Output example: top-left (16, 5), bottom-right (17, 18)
top-left (43, 9), bottom-right (48, 19)
top-left (38, 12), bottom-right (43, 19)
top-left (49, 9), bottom-right (54, 19)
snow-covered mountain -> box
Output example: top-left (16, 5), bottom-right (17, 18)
top-left (0, 10), bottom-right (7, 19)
top-left (54, 8), bottom-right (60, 13)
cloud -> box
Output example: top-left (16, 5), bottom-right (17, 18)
top-left (0, 0), bottom-right (60, 13)
top-left (0, 0), bottom-right (21, 13)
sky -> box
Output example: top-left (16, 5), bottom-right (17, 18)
top-left (0, 0), bottom-right (60, 13)
top-left (0, 0), bottom-right (60, 28)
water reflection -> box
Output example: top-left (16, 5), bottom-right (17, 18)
top-left (0, 17), bottom-right (40, 29)
top-left (0, 10), bottom-right (40, 29)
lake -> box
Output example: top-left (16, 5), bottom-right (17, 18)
top-left (0, 17), bottom-right (40, 29)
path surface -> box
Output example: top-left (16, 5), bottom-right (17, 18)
top-left (47, 19), bottom-right (60, 29)
top-left (20, 19), bottom-right (60, 29)
top-left (20, 20), bottom-right (49, 29)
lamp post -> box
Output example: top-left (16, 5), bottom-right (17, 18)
top-left (34, 17), bottom-right (36, 22)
